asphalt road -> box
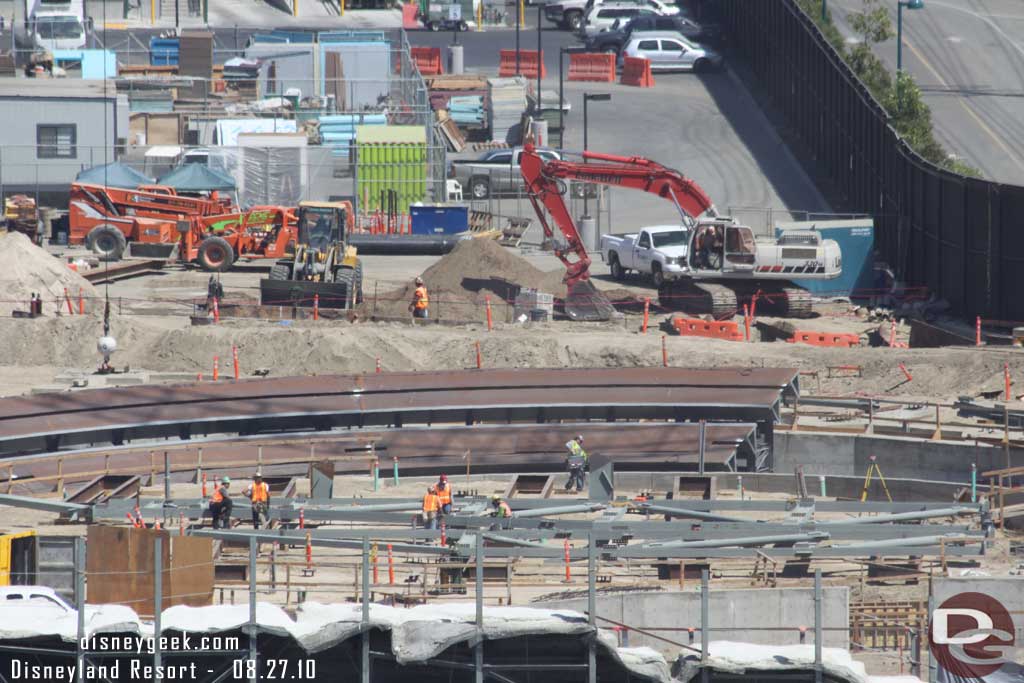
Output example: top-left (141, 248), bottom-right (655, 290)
top-left (827, 0), bottom-right (1024, 185)
top-left (412, 29), bottom-right (829, 232)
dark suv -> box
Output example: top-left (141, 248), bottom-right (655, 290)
top-left (584, 14), bottom-right (720, 55)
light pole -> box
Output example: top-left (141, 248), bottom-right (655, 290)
top-left (559, 46), bottom-right (586, 148)
top-left (896, 0), bottom-right (924, 72)
top-left (582, 92), bottom-right (611, 216)
top-left (537, 5), bottom-right (542, 111)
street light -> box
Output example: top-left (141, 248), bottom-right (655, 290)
top-left (896, 0), bottom-right (924, 72)
top-left (582, 92), bottom-right (611, 216)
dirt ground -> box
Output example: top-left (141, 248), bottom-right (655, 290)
top-left (2, 299), bottom-right (1021, 401)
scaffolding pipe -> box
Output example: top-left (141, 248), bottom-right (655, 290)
top-left (512, 503), bottom-right (607, 518)
top-left (642, 531), bottom-right (830, 550)
top-left (639, 503), bottom-right (753, 523)
top-left (828, 507), bottom-right (974, 525)
top-left (831, 534), bottom-right (975, 550)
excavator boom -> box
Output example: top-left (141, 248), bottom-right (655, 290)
top-left (520, 143), bottom-right (718, 321)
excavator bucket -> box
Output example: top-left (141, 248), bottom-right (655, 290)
top-left (563, 280), bottom-right (617, 321)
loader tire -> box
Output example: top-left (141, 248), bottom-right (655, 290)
top-left (335, 267), bottom-right (357, 309)
top-left (86, 225), bottom-right (127, 262)
top-left (268, 262), bottom-right (293, 281)
top-left (197, 236), bottom-right (235, 272)
top-left (353, 261), bottom-right (364, 305)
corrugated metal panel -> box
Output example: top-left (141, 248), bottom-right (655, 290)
top-left (36, 536), bottom-right (77, 602)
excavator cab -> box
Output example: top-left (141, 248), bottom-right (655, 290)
top-left (259, 201), bottom-right (363, 310)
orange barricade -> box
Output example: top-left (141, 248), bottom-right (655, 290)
top-left (620, 57), bottom-right (654, 87)
top-left (567, 52), bottom-right (615, 82)
top-left (410, 46), bottom-right (443, 75)
top-left (498, 49), bottom-right (547, 78)
top-left (787, 331), bottom-right (861, 348)
top-left (669, 316), bottom-right (743, 341)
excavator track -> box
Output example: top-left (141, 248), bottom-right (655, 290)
top-left (659, 281), bottom-right (817, 319)
top-left (741, 284), bottom-right (815, 319)
top-left (658, 280), bottom-right (738, 320)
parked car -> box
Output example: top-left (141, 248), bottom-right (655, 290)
top-left (544, 0), bottom-right (674, 32)
top-left (449, 147), bottom-right (561, 199)
top-left (580, 3), bottom-right (659, 38)
top-left (621, 32), bottom-right (724, 72)
top-left (600, 225), bottom-right (691, 286)
top-left (585, 14), bottom-right (720, 55)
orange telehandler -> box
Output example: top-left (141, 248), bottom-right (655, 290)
top-left (68, 182), bottom-right (298, 272)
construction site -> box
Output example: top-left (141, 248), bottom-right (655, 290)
top-left (2, 2), bottom-right (1024, 683)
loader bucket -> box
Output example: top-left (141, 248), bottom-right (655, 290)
top-left (259, 278), bottom-right (353, 309)
top-left (563, 280), bottom-right (616, 321)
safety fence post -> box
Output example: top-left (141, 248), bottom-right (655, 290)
top-left (213, 356), bottom-right (219, 381)
top-left (362, 538), bottom-right (371, 683)
top-left (387, 543), bottom-right (395, 585)
top-left (641, 297), bottom-right (649, 333)
top-left (661, 335), bottom-right (668, 367)
top-left (485, 295), bottom-right (493, 331)
top-left (232, 346), bottom-right (240, 380)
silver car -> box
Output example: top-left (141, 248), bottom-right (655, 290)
top-left (622, 31), bottom-right (724, 72)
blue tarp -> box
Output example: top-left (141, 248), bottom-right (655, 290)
top-left (157, 164), bottom-right (237, 191)
top-left (75, 162), bottom-right (152, 188)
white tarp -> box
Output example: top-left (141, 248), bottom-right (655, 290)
top-left (674, 641), bottom-right (923, 683)
top-left (215, 118), bottom-right (297, 147)
top-left (0, 602), bottom-right (670, 682)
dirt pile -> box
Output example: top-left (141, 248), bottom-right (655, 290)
top-left (0, 232), bottom-right (99, 316)
top-left (365, 239), bottom-right (567, 320)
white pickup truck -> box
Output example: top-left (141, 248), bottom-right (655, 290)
top-left (600, 224), bottom-right (690, 287)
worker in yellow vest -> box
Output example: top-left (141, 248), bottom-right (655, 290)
top-left (244, 471), bottom-right (271, 529)
top-left (409, 277), bottom-right (429, 319)
top-left (422, 485), bottom-right (440, 529)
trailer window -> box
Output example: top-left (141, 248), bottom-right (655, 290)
top-left (37, 124), bottom-right (76, 159)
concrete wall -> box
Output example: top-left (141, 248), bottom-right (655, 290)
top-left (537, 587), bottom-right (848, 656)
top-left (774, 432), bottom-right (1023, 485)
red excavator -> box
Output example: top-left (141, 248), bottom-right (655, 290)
top-left (520, 143), bottom-right (841, 320)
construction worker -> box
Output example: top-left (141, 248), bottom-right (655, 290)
top-left (244, 471), bottom-right (270, 529)
top-left (409, 277), bottom-right (429, 319)
top-left (436, 473), bottom-right (452, 516)
top-left (422, 485), bottom-right (440, 530)
top-left (209, 476), bottom-right (232, 529)
top-left (565, 441), bottom-right (587, 494)
top-left (490, 494), bottom-right (512, 519)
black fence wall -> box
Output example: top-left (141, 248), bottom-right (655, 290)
top-left (716, 0), bottom-right (1024, 320)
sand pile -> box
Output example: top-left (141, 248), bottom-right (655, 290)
top-left (0, 232), bottom-right (99, 316)
top-left (366, 239), bottom-right (567, 320)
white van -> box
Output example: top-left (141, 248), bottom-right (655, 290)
top-left (28, 0), bottom-right (90, 51)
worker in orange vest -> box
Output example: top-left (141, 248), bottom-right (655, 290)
top-left (244, 471), bottom-right (271, 529)
top-left (422, 485), bottom-right (440, 529)
top-left (436, 473), bottom-right (452, 516)
top-left (209, 476), bottom-right (232, 529)
top-left (409, 277), bottom-right (429, 319)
